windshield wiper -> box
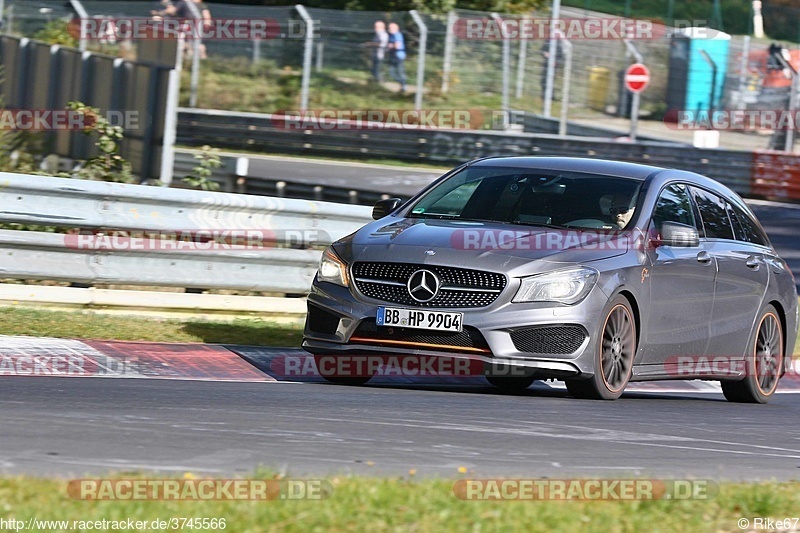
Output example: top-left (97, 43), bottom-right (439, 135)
top-left (409, 214), bottom-right (507, 223)
top-left (509, 220), bottom-right (564, 229)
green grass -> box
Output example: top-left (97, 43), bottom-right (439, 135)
top-left (181, 56), bottom-right (522, 117)
top-left (0, 301), bottom-right (798, 354)
top-left (0, 307), bottom-right (302, 346)
top-left (1, 475), bottom-right (800, 532)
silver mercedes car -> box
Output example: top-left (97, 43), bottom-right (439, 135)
top-left (302, 157), bottom-right (798, 402)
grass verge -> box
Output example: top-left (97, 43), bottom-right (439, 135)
top-left (1, 475), bottom-right (799, 532)
top-left (0, 302), bottom-right (798, 354)
top-left (0, 307), bottom-right (302, 346)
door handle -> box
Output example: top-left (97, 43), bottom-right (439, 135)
top-left (696, 251), bottom-right (712, 264)
top-left (746, 256), bottom-right (761, 269)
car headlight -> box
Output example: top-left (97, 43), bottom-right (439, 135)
top-left (317, 247), bottom-right (349, 287)
top-left (513, 267), bottom-right (598, 304)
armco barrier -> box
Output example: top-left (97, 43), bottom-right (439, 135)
top-left (176, 108), bottom-right (756, 197)
top-left (0, 172), bottom-right (373, 294)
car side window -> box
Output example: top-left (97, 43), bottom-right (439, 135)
top-left (730, 202), bottom-right (769, 246)
top-left (691, 187), bottom-right (735, 240)
top-left (652, 183), bottom-right (697, 234)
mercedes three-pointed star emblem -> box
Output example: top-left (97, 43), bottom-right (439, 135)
top-left (407, 269), bottom-right (440, 303)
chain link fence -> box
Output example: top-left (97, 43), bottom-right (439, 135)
top-left (3, 1), bottom-right (799, 141)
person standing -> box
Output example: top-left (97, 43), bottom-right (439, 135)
top-left (387, 22), bottom-right (407, 94)
top-left (370, 20), bottom-right (389, 83)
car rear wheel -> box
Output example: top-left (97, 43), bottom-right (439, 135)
top-left (566, 295), bottom-right (636, 400)
top-left (485, 375), bottom-right (536, 391)
top-left (721, 305), bottom-right (783, 404)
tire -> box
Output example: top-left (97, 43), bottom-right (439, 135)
top-left (721, 305), bottom-right (783, 404)
top-left (314, 355), bottom-right (373, 386)
top-left (565, 295), bottom-right (637, 400)
top-left (486, 374), bottom-right (536, 391)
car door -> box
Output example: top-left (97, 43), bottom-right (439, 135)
top-left (643, 183), bottom-right (716, 364)
top-left (691, 187), bottom-right (769, 359)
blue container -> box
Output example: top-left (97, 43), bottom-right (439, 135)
top-left (666, 27), bottom-right (730, 114)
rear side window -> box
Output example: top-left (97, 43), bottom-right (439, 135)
top-left (729, 203), bottom-right (769, 246)
top-left (652, 183), bottom-right (697, 233)
top-left (691, 188), bottom-right (734, 240)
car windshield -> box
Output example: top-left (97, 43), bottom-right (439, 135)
top-left (408, 166), bottom-right (643, 230)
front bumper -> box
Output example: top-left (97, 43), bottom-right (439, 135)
top-left (302, 279), bottom-right (609, 378)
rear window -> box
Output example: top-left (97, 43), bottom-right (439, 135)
top-left (691, 188), bottom-right (734, 240)
top-left (729, 202), bottom-right (769, 246)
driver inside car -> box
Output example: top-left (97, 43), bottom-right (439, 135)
top-left (601, 193), bottom-right (636, 229)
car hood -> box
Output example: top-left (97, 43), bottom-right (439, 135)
top-left (336, 217), bottom-right (630, 277)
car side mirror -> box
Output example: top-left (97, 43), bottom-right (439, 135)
top-left (372, 198), bottom-right (403, 220)
top-left (660, 221), bottom-right (700, 247)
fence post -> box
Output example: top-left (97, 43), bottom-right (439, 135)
top-left (515, 15), bottom-right (528, 99)
top-left (623, 39), bottom-right (643, 142)
top-left (736, 35), bottom-right (750, 110)
top-left (543, 0), bottom-right (561, 117)
top-left (559, 39), bottom-right (572, 136)
top-left (441, 11), bottom-right (456, 94)
top-left (68, 0), bottom-right (88, 52)
top-left (160, 34), bottom-right (185, 186)
top-left (185, 0), bottom-right (202, 108)
top-left (491, 13), bottom-right (509, 128)
top-left (409, 10), bottom-right (427, 111)
top-left (295, 5), bottom-right (314, 111)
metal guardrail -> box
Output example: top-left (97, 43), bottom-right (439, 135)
top-left (177, 108), bottom-right (756, 197)
top-left (172, 150), bottom-right (399, 205)
top-left (0, 172), bottom-right (373, 293)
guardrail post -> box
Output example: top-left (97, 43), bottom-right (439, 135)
top-left (316, 42), bottom-right (324, 71)
top-left (253, 37), bottom-right (261, 64)
top-left (295, 5), bottom-right (314, 111)
top-left (69, 0), bottom-right (88, 52)
top-left (409, 10), bottom-right (427, 111)
top-left (441, 11), bottom-right (456, 94)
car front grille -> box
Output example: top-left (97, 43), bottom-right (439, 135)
top-left (351, 262), bottom-right (506, 308)
top-left (510, 325), bottom-right (587, 354)
top-left (350, 319), bottom-right (491, 353)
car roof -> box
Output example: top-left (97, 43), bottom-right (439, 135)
top-left (468, 156), bottom-right (665, 180)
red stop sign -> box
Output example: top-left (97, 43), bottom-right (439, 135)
top-left (624, 63), bottom-right (650, 93)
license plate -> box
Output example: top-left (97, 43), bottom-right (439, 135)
top-left (376, 307), bottom-right (463, 332)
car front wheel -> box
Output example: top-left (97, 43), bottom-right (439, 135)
top-left (566, 295), bottom-right (636, 400)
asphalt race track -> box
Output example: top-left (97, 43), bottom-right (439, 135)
top-left (1, 375), bottom-right (800, 480)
